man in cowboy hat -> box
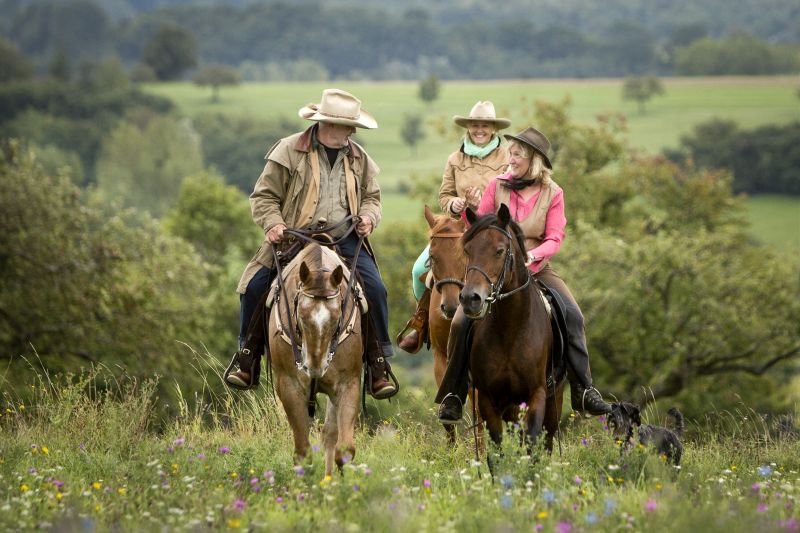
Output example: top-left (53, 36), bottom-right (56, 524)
top-left (225, 88), bottom-right (396, 399)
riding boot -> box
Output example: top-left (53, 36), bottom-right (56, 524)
top-left (434, 308), bottom-right (472, 424)
top-left (565, 334), bottom-right (612, 417)
top-left (362, 315), bottom-right (397, 400)
top-left (225, 290), bottom-right (269, 389)
top-left (396, 287), bottom-right (431, 354)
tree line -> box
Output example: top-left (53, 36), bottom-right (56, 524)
top-left (1, 0), bottom-right (798, 81)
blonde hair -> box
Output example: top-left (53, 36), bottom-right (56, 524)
top-left (508, 140), bottom-right (553, 185)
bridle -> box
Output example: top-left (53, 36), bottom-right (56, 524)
top-left (429, 230), bottom-right (465, 293)
top-left (464, 225), bottom-right (531, 306)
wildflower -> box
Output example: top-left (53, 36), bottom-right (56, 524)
top-left (543, 489), bottom-right (555, 504)
top-left (28, 467), bottom-right (38, 475)
top-left (42, 447), bottom-right (49, 455)
top-left (500, 475), bottom-right (514, 490)
top-left (500, 495), bottom-right (512, 508)
top-left (423, 479), bottom-right (432, 494)
top-left (275, 497), bottom-right (283, 504)
top-left (20, 484), bottom-right (29, 493)
top-left (536, 511), bottom-right (548, 519)
top-left (92, 482), bottom-right (101, 490)
top-left (655, 482), bottom-right (663, 490)
top-left (778, 518), bottom-right (798, 531)
top-left (581, 438), bottom-right (589, 446)
top-left (250, 477), bottom-right (259, 486)
top-left (312, 444), bottom-right (320, 453)
top-left (757, 503), bottom-right (768, 513)
top-left (535, 524), bottom-right (543, 532)
top-left (233, 499), bottom-right (246, 511)
top-left (196, 453), bottom-right (205, 460)
top-left (117, 488), bottom-right (126, 495)
top-left (293, 466), bottom-right (305, 477)
top-left (645, 499), bottom-right (658, 512)
top-left (297, 493), bottom-right (305, 501)
top-left (519, 402), bottom-right (528, 410)
top-left (573, 475), bottom-right (582, 485)
top-left (230, 472), bottom-right (238, 479)
top-left (52, 479), bottom-right (64, 490)
top-left (353, 484), bottom-right (360, 491)
top-left (227, 518), bottom-right (242, 529)
top-left (752, 483), bottom-right (761, 493)
top-left (364, 468), bottom-right (372, 476)
top-left (604, 498), bottom-right (617, 516)
top-left (556, 521), bottom-right (572, 533)
top-left (173, 438), bottom-right (185, 446)
top-left (417, 503), bottom-right (426, 511)
top-left (759, 465), bottom-right (773, 477)
top-left (218, 447), bottom-right (230, 455)
top-left (56, 492), bottom-right (63, 501)
top-left (585, 512), bottom-right (598, 525)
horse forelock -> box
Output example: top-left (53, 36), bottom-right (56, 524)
top-left (430, 213), bottom-right (465, 237)
top-left (292, 245), bottom-right (343, 292)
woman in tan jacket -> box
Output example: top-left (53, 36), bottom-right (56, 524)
top-left (397, 101), bottom-right (510, 353)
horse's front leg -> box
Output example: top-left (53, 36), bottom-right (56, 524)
top-left (478, 392), bottom-right (503, 478)
top-left (524, 386), bottom-right (547, 453)
top-left (322, 398), bottom-right (338, 477)
top-left (276, 374), bottom-right (311, 464)
top-left (333, 378), bottom-right (360, 472)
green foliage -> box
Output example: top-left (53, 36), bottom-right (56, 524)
top-left (668, 119), bottom-right (800, 195)
top-left (0, 143), bottom-right (217, 394)
top-left (163, 171), bottom-right (260, 266)
top-left (400, 114), bottom-right (425, 154)
top-left (192, 63), bottom-right (240, 102)
top-left (191, 112), bottom-right (297, 192)
top-left (142, 23), bottom-right (197, 81)
top-left (47, 47), bottom-right (71, 82)
top-left (418, 74), bottom-right (440, 104)
top-left (675, 33), bottom-right (800, 75)
top-left (622, 75), bottom-right (665, 114)
top-left (94, 113), bottom-right (204, 217)
top-left (0, 36), bottom-right (33, 82)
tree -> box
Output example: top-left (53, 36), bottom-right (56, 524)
top-left (0, 37), bottom-right (33, 82)
top-left (95, 115), bottom-right (204, 217)
top-left (400, 114), bottom-right (425, 154)
top-left (193, 64), bottom-right (241, 102)
top-left (622, 76), bottom-right (665, 114)
top-left (142, 24), bottom-right (197, 81)
top-left (0, 142), bottom-right (217, 391)
top-left (418, 74), bottom-right (440, 105)
top-left (48, 47), bottom-right (71, 81)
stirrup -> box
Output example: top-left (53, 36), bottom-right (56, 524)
top-left (576, 386), bottom-right (608, 417)
top-left (223, 349), bottom-right (256, 391)
top-left (366, 358), bottom-right (400, 400)
top-left (395, 317), bottom-right (425, 351)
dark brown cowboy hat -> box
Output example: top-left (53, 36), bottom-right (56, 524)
top-left (504, 127), bottom-right (552, 169)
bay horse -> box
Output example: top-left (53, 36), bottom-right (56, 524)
top-left (269, 243), bottom-right (363, 477)
top-left (460, 204), bottom-right (565, 456)
top-left (423, 206), bottom-right (483, 447)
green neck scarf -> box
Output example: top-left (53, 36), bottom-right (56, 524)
top-left (463, 135), bottom-right (500, 159)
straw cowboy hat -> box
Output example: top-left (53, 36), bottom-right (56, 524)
top-left (453, 101), bottom-right (511, 129)
top-left (298, 88), bottom-right (378, 129)
top-left (504, 127), bottom-right (553, 169)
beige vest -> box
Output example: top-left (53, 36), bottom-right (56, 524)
top-left (494, 179), bottom-right (558, 270)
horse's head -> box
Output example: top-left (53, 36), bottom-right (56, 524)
top-left (459, 204), bottom-right (527, 319)
top-left (425, 205), bottom-right (466, 320)
top-left (295, 260), bottom-right (345, 378)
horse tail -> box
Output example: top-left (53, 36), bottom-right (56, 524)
top-left (667, 407), bottom-right (684, 437)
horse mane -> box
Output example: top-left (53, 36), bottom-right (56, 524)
top-left (462, 212), bottom-right (527, 256)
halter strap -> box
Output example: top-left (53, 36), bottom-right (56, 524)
top-left (429, 229), bottom-right (466, 292)
top-left (465, 224), bottom-right (531, 306)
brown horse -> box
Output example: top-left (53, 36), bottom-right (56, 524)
top-left (269, 243), bottom-right (363, 476)
top-left (423, 206), bottom-right (484, 446)
top-left (460, 204), bottom-right (565, 455)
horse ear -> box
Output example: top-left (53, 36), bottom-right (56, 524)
top-left (330, 265), bottom-right (343, 287)
top-left (424, 205), bottom-right (436, 229)
top-left (465, 207), bottom-right (477, 224)
top-left (497, 203), bottom-right (511, 227)
top-left (299, 261), bottom-right (311, 285)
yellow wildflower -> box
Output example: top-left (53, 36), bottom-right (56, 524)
top-left (42, 447), bottom-right (49, 455)
top-left (92, 482), bottom-right (101, 490)
top-left (20, 484), bottom-right (29, 492)
top-left (537, 511), bottom-right (548, 519)
top-left (56, 492), bottom-right (63, 501)
top-left (227, 518), bottom-right (242, 528)
top-left (117, 488), bottom-right (127, 495)
top-left (656, 483), bottom-right (663, 490)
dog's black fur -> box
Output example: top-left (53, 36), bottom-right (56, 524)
top-left (607, 402), bottom-right (684, 466)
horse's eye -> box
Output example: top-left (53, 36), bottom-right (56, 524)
top-left (495, 248), bottom-right (504, 257)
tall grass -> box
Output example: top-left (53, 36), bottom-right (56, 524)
top-left (1, 359), bottom-right (797, 531)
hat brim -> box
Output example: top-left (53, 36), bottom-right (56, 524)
top-left (504, 133), bottom-right (552, 169)
top-left (298, 105), bottom-right (377, 129)
top-left (453, 116), bottom-right (511, 129)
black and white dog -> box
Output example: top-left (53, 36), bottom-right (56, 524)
top-left (607, 402), bottom-right (684, 466)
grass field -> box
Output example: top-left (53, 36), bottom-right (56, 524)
top-left (746, 195), bottom-right (800, 250)
top-left (1, 366), bottom-right (798, 532)
top-left (145, 77), bottom-right (800, 245)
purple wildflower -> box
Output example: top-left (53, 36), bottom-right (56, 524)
top-left (779, 519), bottom-right (798, 531)
top-left (752, 483), bottom-right (761, 493)
top-left (574, 475), bottom-right (583, 485)
top-left (556, 521), bottom-right (572, 533)
top-left (757, 503), bottom-right (768, 513)
top-left (218, 447), bottom-right (230, 454)
top-left (196, 453), bottom-right (205, 460)
top-left (423, 479), bottom-right (431, 489)
top-left (645, 499), bottom-right (658, 512)
top-left (581, 438), bottom-right (589, 446)
top-left (173, 438), bottom-right (185, 446)
top-left (353, 484), bottom-right (360, 491)
top-left (293, 465), bottom-right (305, 476)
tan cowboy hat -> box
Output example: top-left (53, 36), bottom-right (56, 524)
top-left (453, 101), bottom-right (511, 129)
top-left (298, 88), bottom-right (378, 129)
top-left (504, 127), bottom-right (552, 169)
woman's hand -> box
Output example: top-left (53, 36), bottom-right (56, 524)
top-left (465, 186), bottom-right (482, 210)
top-left (450, 197), bottom-right (466, 214)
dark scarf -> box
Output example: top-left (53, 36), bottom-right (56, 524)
top-left (500, 177), bottom-right (537, 191)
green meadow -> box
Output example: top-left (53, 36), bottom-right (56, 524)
top-left (146, 77), bottom-right (800, 247)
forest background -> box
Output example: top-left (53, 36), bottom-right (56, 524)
top-left (1, 0), bottom-right (799, 423)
